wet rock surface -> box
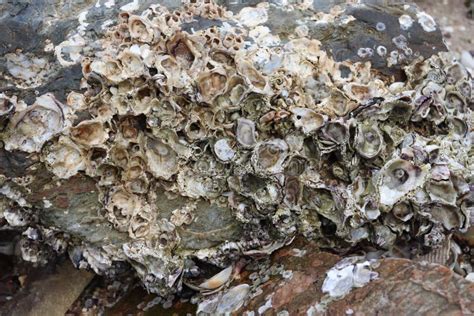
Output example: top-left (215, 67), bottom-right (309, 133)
top-left (233, 242), bottom-right (474, 315)
top-left (0, 0), bottom-right (447, 102)
top-left (0, 0), bottom-right (453, 255)
top-left (0, 0), bottom-right (472, 314)
top-left (101, 239), bottom-right (474, 315)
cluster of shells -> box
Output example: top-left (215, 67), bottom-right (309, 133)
top-left (1, 0), bottom-right (473, 296)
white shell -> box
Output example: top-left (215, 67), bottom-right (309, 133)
top-left (214, 139), bottom-right (236, 162)
top-left (5, 94), bottom-right (66, 153)
top-left (43, 136), bottom-right (86, 179)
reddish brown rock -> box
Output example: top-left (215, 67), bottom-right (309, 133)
top-left (326, 259), bottom-right (474, 316)
top-left (236, 245), bottom-right (474, 316)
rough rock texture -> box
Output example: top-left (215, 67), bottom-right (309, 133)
top-left (0, 0), bottom-right (472, 311)
top-left (0, 0), bottom-right (451, 256)
top-left (104, 239), bottom-right (474, 315)
top-left (234, 242), bottom-right (474, 315)
top-left (0, 261), bottom-right (93, 316)
top-left (325, 259), bottom-right (474, 315)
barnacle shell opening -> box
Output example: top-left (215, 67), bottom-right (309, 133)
top-left (0, 0), bottom-right (472, 302)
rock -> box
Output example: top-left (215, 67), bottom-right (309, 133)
top-left (0, 0), bottom-right (450, 261)
top-left (0, 0), bottom-right (469, 306)
top-left (0, 261), bottom-right (94, 316)
top-left (235, 242), bottom-right (474, 315)
top-left (325, 259), bottom-right (474, 315)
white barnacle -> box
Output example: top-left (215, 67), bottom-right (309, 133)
top-left (375, 22), bottom-right (386, 32)
top-left (357, 47), bottom-right (374, 59)
top-left (399, 14), bottom-right (414, 30)
top-left (377, 45), bottom-right (387, 57)
top-left (417, 11), bottom-right (437, 32)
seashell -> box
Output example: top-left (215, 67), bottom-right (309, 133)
top-left (104, 187), bottom-right (139, 232)
top-left (144, 136), bottom-right (179, 180)
top-left (343, 83), bottom-right (372, 103)
top-left (373, 225), bottom-right (397, 248)
top-left (285, 156), bottom-right (308, 176)
top-left (415, 238), bottom-right (458, 266)
top-left (237, 6), bottom-right (268, 27)
top-left (184, 117), bottom-right (208, 140)
top-left (241, 93), bottom-right (271, 121)
top-left (236, 118), bottom-right (257, 148)
top-left (391, 201), bottom-right (414, 222)
top-left (445, 91), bottom-right (467, 114)
top-left (119, 49), bottom-right (145, 79)
top-left (215, 284), bottom-right (250, 314)
top-left (128, 206), bottom-right (153, 239)
top-left (284, 175), bottom-right (302, 207)
top-left (197, 69), bottom-right (228, 104)
top-left (426, 165), bottom-right (457, 205)
top-left (4, 94), bottom-right (66, 153)
top-left (411, 95), bottom-right (447, 124)
top-left (445, 62), bottom-right (468, 85)
top-left (132, 86), bottom-right (157, 115)
top-left (109, 144), bottom-right (129, 169)
top-left (455, 79), bottom-right (472, 99)
top-left (321, 89), bottom-right (358, 117)
top-left (378, 158), bottom-right (428, 207)
top-left (90, 57), bottom-right (124, 83)
top-left (166, 32), bottom-right (201, 69)
top-left (252, 139), bottom-right (288, 174)
top-left (123, 155), bottom-right (150, 194)
top-left (0, 94), bottom-right (15, 117)
top-left (43, 136), bottom-right (86, 179)
top-left (416, 11), bottom-right (437, 32)
top-left (119, 116), bottom-right (144, 142)
top-left (353, 123), bottom-right (384, 159)
top-left (198, 265), bottom-right (233, 290)
top-left (237, 60), bottom-right (269, 93)
top-left (3, 208), bottom-right (33, 227)
top-left (447, 117), bottom-right (468, 138)
top-left (214, 138), bottom-right (236, 162)
top-left (421, 81), bottom-right (446, 99)
top-left (302, 186), bottom-right (340, 226)
top-left (148, 98), bottom-right (183, 128)
top-left (381, 94), bottom-right (414, 122)
top-left (429, 203), bottom-right (465, 231)
top-left (177, 169), bottom-right (223, 199)
top-left (290, 107), bottom-right (325, 134)
top-left (128, 15), bottom-right (154, 42)
top-left (70, 120), bottom-right (109, 147)
top-left (66, 91), bottom-right (86, 111)
top-left (252, 180), bottom-right (281, 208)
top-left (318, 121), bottom-right (348, 154)
top-left (97, 164), bottom-right (120, 186)
top-left (399, 14), bottom-right (414, 30)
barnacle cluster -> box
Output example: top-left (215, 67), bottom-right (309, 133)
top-left (1, 0), bottom-right (473, 297)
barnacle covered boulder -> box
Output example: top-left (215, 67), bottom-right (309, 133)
top-left (0, 0), bottom-right (472, 304)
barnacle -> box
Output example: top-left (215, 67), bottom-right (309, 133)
top-left (1, 0), bottom-right (472, 302)
top-left (42, 136), bottom-right (86, 179)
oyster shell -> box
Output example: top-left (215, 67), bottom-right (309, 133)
top-left (353, 123), bottom-right (384, 159)
top-left (70, 120), bottom-right (109, 147)
top-left (1, 0), bottom-right (472, 301)
top-left (144, 137), bottom-right (179, 180)
top-left (236, 118), bottom-right (257, 148)
top-left (290, 107), bottom-right (325, 134)
top-left (378, 158), bottom-right (428, 207)
top-left (251, 139), bottom-right (289, 174)
top-left (4, 94), bottom-right (66, 153)
top-left (43, 136), bottom-right (86, 179)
